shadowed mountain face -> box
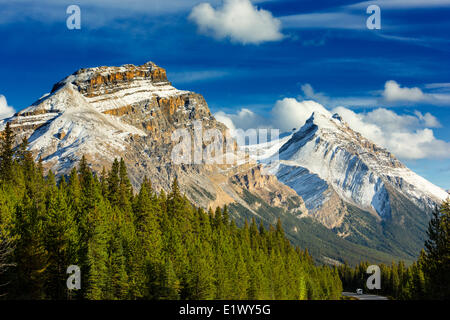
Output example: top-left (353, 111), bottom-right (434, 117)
top-left (1, 61), bottom-right (447, 265)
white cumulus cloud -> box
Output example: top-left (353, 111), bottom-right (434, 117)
top-left (271, 99), bottom-right (330, 132)
top-left (383, 80), bottom-right (426, 103)
top-left (300, 81), bottom-right (450, 108)
top-left (0, 95), bottom-right (15, 119)
top-left (414, 110), bottom-right (441, 128)
top-left (215, 108), bottom-right (269, 132)
top-left (189, 0), bottom-right (284, 44)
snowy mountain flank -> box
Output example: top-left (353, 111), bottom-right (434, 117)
top-left (1, 61), bottom-right (447, 265)
top-left (245, 108), bottom-right (448, 262)
top-left (257, 111), bottom-right (448, 227)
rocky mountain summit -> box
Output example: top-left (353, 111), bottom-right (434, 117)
top-left (1, 61), bottom-right (307, 224)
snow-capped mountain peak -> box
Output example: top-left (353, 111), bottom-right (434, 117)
top-left (265, 111), bottom-right (448, 221)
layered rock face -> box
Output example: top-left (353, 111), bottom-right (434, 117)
top-left (1, 62), bottom-right (307, 220)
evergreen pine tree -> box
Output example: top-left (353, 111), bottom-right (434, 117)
top-left (423, 201), bottom-right (450, 299)
top-left (43, 172), bottom-right (78, 299)
top-left (0, 122), bottom-right (15, 182)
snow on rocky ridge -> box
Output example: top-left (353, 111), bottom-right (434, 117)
top-left (1, 61), bottom-right (304, 217)
top-left (0, 61), bottom-right (212, 176)
top-left (249, 110), bottom-right (448, 220)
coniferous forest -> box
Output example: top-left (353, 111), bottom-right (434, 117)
top-left (0, 124), bottom-right (342, 300)
top-left (338, 202), bottom-right (450, 300)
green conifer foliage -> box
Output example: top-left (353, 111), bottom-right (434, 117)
top-left (0, 137), bottom-right (346, 300)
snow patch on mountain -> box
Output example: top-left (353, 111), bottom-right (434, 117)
top-left (2, 84), bottom-right (147, 174)
top-left (274, 163), bottom-right (330, 211)
top-left (243, 133), bottom-right (292, 161)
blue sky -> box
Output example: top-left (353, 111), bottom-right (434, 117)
top-left (0, 0), bottom-right (449, 189)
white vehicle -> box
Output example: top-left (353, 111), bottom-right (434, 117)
top-left (356, 289), bottom-right (363, 295)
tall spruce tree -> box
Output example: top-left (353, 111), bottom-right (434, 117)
top-left (43, 172), bottom-right (78, 299)
top-left (0, 122), bottom-right (14, 182)
top-left (423, 201), bottom-right (450, 299)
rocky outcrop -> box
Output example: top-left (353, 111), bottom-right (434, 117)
top-left (51, 62), bottom-right (169, 97)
